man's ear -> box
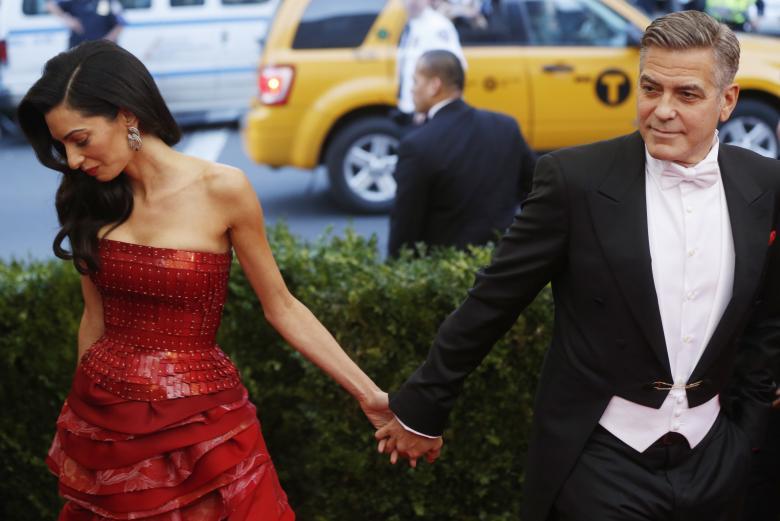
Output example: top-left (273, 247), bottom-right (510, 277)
top-left (431, 76), bottom-right (444, 96)
top-left (719, 83), bottom-right (739, 123)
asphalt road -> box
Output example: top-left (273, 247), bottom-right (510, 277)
top-left (0, 125), bottom-right (390, 262)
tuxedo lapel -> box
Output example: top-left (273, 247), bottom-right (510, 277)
top-left (586, 133), bottom-right (671, 375)
top-left (690, 145), bottom-right (774, 378)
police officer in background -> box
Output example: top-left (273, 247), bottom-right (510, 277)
top-left (396, 0), bottom-right (466, 126)
top-left (47, 0), bottom-right (125, 49)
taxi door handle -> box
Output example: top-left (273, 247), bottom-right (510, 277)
top-left (542, 63), bottom-right (574, 73)
top-left (354, 50), bottom-right (379, 61)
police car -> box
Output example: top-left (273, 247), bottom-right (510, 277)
top-left (0, 0), bottom-right (280, 131)
top-left (244, 0), bottom-right (780, 212)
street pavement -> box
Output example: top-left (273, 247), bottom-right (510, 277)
top-left (0, 125), bottom-right (389, 262)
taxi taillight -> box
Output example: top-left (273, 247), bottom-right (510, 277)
top-left (0, 40), bottom-right (7, 65)
top-left (258, 65), bottom-right (295, 106)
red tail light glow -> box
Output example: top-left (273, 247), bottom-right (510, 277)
top-left (0, 40), bottom-right (7, 65)
top-left (258, 65), bottom-right (295, 106)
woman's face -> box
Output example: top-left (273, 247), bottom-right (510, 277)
top-left (44, 103), bottom-right (136, 182)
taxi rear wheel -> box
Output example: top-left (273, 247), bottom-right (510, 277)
top-left (719, 99), bottom-right (779, 159)
top-left (325, 116), bottom-right (401, 213)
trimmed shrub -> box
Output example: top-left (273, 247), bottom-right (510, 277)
top-left (0, 225), bottom-right (552, 520)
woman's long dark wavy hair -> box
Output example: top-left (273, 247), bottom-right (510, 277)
top-left (17, 40), bottom-right (181, 274)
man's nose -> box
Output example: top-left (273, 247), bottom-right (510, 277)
top-left (654, 94), bottom-right (677, 120)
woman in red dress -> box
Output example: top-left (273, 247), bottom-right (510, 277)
top-left (17, 40), bottom-right (392, 520)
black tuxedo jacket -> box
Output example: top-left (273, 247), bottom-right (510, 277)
top-left (389, 132), bottom-right (780, 521)
top-left (388, 99), bottom-right (536, 256)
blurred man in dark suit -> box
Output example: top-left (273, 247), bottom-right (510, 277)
top-left (388, 49), bottom-right (535, 257)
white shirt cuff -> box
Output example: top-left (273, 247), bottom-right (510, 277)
top-left (395, 415), bottom-right (439, 439)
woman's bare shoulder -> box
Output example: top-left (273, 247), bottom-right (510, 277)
top-left (199, 162), bottom-right (255, 204)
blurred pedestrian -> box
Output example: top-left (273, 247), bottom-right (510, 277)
top-left (47, 0), bottom-right (125, 49)
top-left (388, 50), bottom-right (535, 257)
top-left (17, 40), bottom-right (391, 520)
top-left (706, 0), bottom-right (758, 30)
top-left (395, 0), bottom-right (466, 126)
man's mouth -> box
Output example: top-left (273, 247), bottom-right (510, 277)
top-left (650, 127), bottom-right (681, 136)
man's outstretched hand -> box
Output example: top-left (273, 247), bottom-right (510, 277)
top-left (375, 417), bottom-right (443, 468)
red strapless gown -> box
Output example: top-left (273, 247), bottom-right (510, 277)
top-left (46, 239), bottom-right (295, 521)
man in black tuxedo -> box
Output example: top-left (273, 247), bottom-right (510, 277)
top-left (388, 50), bottom-right (536, 257)
top-left (376, 10), bottom-right (780, 521)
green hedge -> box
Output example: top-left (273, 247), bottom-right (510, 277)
top-left (0, 225), bottom-right (552, 520)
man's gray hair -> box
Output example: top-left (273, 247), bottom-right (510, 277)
top-left (640, 10), bottom-right (740, 90)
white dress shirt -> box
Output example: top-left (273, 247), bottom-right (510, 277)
top-left (396, 7), bottom-right (465, 114)
top-left (599, 133), bottom-right (734, 452)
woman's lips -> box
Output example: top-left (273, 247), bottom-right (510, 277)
top-left (84, 166), bottom-right (99, 176)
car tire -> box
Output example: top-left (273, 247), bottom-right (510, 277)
top-left (325, 116), bottom-right (401, 213)
top-left (719, 99), bottom-right (779, 159)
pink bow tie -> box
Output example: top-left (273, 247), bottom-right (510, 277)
top-left (659, 160), bottom-right (719, 190)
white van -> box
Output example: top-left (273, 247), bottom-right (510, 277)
top-left (0, 0), bottom-right (279, 126)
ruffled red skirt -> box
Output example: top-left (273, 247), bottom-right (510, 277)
top-left (47, 367), bottom-right (295, 520)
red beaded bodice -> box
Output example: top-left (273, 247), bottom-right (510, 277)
top-left (79, 239), bottom-right (241, 401)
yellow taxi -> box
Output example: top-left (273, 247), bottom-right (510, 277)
top-left (244, 0), bottom-right (780, 212)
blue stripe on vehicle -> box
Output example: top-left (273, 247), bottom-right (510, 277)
top-left (7, 16), bottom-right (269, 37)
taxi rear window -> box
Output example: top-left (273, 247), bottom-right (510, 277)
top-left (292, 0), bottom-right (387, 49)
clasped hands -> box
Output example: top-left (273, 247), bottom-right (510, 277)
top-left (361, 390), bottom-right (443, 468)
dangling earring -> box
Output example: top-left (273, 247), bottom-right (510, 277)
top-left (127, 126), bottom-right (142, 151)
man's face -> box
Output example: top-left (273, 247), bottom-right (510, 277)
top-left (403, 0), bottom-right (429, 18)
top-left (411, 64), bottom-right (439, 114)
top-left (637, 46), bottom-right (738, 165)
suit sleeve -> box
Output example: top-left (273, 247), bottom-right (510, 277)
top-left (731, 203), bottom-right (780, 449)
top-left (388, 139), bottom-right (431, 257)
top-left (389, 154), bottom-right (570, 435)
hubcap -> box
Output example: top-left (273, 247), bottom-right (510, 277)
top-left (720, 117), bottom-right (778, 158)
top-left (343, 134), bottom-right (399, 203)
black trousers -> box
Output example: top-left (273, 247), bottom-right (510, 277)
top-left (553, 414), bottom-right (751, 521)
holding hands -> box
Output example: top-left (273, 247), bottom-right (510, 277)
top-left (357, 389), bottom-right (443, 467)
top-left (375, 416), bottom-right (443, 468)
